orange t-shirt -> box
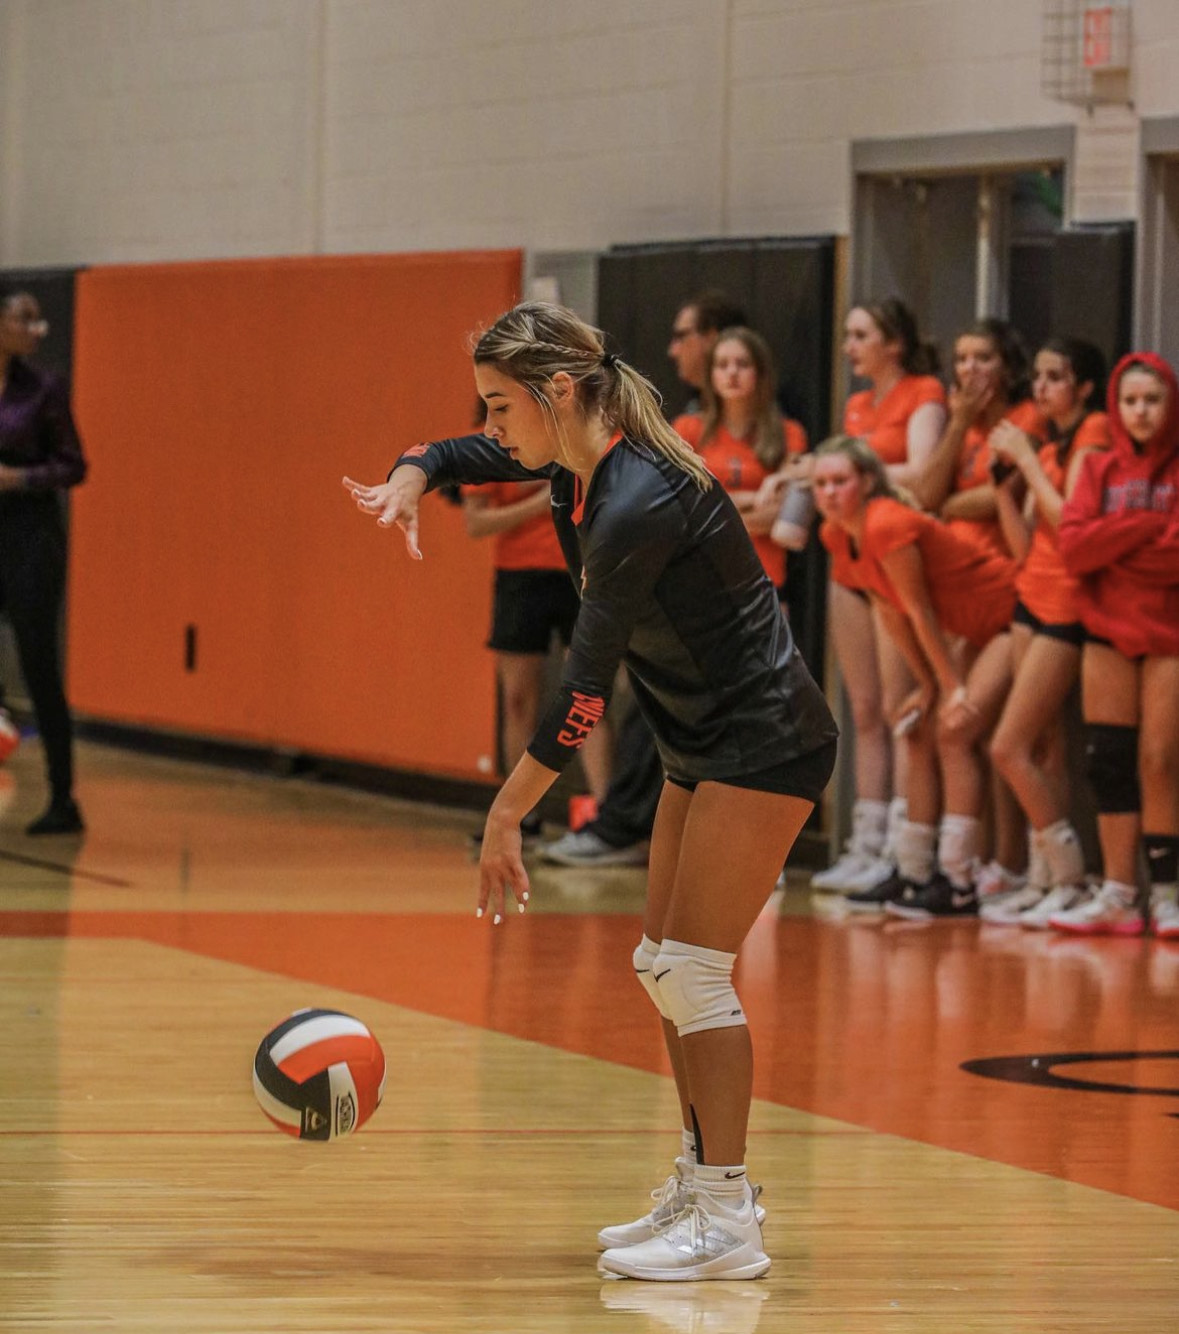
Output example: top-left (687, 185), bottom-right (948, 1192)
top-left (948, 398), bottom-right (1046, 558)
top-left (842, 375), bottom-right (946, 467)
top-left (1015, 411), bottom-right (1111, 625)
top-left (461, 480), bottom-right (565, 572)
top-left (820, 496), bottom-right (1016, 648)
top-left (674, 415), bottom-right (808, 585)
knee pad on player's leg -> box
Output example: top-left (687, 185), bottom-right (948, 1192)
top-left (652, 939), bottom-right (746, 1037)
top-left (1085, 723), bottom-right (1141, 814)
top-left (633, 935), bottom-right (671, 1019)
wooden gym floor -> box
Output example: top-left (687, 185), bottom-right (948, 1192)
top-left (1, 737), bottom-right (1177, 1332)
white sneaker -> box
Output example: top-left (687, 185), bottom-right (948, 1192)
top-left (1050, 881), bottom-right (1144, 937)
top-left (1018, 883), bottom-right (1088, 930)
top-left (597, 1165), bottom-right (765, 1249)
top-left (540, 829), bottom-right (648, 867)
top-left (599, 1192), bottom-right (770, 1282)
top-left (975, 861), bottom-right (1026, 901)
top-left (812, 850), bottom-right (892, 893)
top-left (1151, 891), bottom-right (1179, 940)
top-left (979, 884), bottom-right (1045, 925)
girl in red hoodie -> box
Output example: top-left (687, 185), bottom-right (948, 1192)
top-left (1052, 353), bottom-right (1179, 937)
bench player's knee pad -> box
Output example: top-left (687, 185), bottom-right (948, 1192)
top-left (1085, 723), bottom-right (1141, 813)
top-left (652, 939), bottom-right (746, 1037)
top-left (633, 935), bottom-right (671, 1019)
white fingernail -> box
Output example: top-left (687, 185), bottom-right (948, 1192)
top-left (493, 913), bottom-right (502, 926)
top-left (476, 907), bottom-right (483, 918)
top-left (518, 902), bottom-right (526, 914)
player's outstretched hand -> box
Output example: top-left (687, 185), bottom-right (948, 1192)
top-left (476, 812), bottom-right (531, 926)
top-left (343, 466), bottom-right (429, 560)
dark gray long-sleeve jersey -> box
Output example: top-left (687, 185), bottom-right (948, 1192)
top-left (396, 432), bottom-right (837, 780)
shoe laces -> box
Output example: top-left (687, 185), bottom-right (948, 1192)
top-left (649, 1172), bottom-right (689, 1222)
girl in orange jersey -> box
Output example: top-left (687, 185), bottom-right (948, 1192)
top-left (979, 339), bottom-right (1110, 927)
top-left (815, 436), bottom-right (1015, 918)
top-left (808, 300), bottom-right (947, 894)
top-left (913, 318), bottom-right (1042, 883)
top-left (914, 317), bottom-right (1045, 558)
top-left (673, 326), bottom-right (807, 592)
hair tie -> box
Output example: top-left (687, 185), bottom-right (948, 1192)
top-left (602, 352), bottom-right (618, 370)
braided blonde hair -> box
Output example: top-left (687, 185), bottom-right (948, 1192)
top-left (473, 302), bottom-right (713, 490)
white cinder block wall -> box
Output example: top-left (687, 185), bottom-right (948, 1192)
top-left (2, 0), bottom-right (1179, 266)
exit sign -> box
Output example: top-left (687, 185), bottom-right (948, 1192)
top-left (1082, 5), bottom-right (1129, 71)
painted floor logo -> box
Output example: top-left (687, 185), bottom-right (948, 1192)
top-left (962, 1050), bottom-right (1179, 1117)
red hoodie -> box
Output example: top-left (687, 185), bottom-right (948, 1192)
top-left (1058, 352), bottom-right (1179, 657)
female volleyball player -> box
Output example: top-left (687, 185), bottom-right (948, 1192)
top-left (812, 301), bottom-right (946, 896)
top-left (981, 340), bottom-right (1111, 927)
top-left (344, 301), bottom-right (837, 1282)
top-left (814, 436), bottom-right (1015, 918)
top-left (1052, 352), bottom-right (1179, 937)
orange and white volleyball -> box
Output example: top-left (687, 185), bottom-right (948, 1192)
top-left (253, 1008), bottom-right (385, 1141)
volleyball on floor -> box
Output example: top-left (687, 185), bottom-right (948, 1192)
top-left (253, 1008), bottom-right (386, 1141)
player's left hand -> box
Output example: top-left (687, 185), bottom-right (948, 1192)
top-left (477, 811), bottom-right (530, 925)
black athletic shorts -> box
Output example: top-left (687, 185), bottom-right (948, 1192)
top-left (666, 739), bottom-right (837, 806)
top-left (489, 568), bottom-right (579, 655)
top-left (1012, 600), bottom-right (1086, 647)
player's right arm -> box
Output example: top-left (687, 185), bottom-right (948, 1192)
top-left (343, 433), bottom-right (553, 559)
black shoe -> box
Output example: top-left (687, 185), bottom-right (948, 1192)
top-left (26, 798), bottom-right (85, 836)
top-left (841, 868), bottom-right (908, 914)
top-left (884, 872), bottom-right (977, 920)
top-left (469, 811), bottom-right (543, 849)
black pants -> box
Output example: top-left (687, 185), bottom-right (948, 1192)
top-left (586, 701), bottom-right (663, 847)
top-left (0, 497), bottom-right (75, 800)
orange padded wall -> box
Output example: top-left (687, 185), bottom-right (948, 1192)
top-left (68, 251), bottom-right (522, 781)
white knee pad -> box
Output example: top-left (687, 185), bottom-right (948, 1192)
top-left (633, 935), bottom-right (671, 1019)
top-left (652, 939), bottom-right (746, 1037)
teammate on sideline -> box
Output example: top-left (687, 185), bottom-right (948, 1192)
top-left (809, 300), bottom-right (946, 896)
top-left (814, 436), bottom-right (1015, 918)
top-left (982, 339), bottom-right (1111, 927)
top-left (1053, 352), bottom-right (1179, 938)
top-left (344, 302), bottom-right (837, 1281)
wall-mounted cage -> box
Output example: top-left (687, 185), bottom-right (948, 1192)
top-left (1042, 0), bottom-right (1132, 107)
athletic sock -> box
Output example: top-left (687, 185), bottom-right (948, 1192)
top-left (939, 814), bottom-right (981, 890)
top-left (1143, 834), bottom-right (1179, 892)
top-left (883, 797), bottom-right (908, 864)
top-left (692, 1162), bottom-right (749, 1212)
top-left (680, 1128), bottom-right (698, 1166)
top-left (896, 820), bottom-right (936, 884)
top-left (1040, 818), bottom-right (1085, 886)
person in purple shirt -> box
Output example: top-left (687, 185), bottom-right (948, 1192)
top-left (0, 287), bottom-right (87, 834)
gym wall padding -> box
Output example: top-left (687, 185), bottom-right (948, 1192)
top-left (67, 251), bottom-right (522, 782)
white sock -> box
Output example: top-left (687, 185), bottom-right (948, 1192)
top-left (896, 820), bottom-right (936, 884)
top-left (1027, 827), bottom-right (1052, 891)
top-left (852, 799), bottom-right (889, 857)
top-left (692, 1162), bottom-right (748, 1212)
top-left (680, 1128), bottom-right (698, 1167)
top-left (1039, 818), bottom-right (1085, 887)
top-left (939, 814), bottom-right (981, 889)
top-left (883, 797), bottom-right (908, 863)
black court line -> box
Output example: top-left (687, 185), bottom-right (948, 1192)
top-left (0, 847), bottom-right (133, 888)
